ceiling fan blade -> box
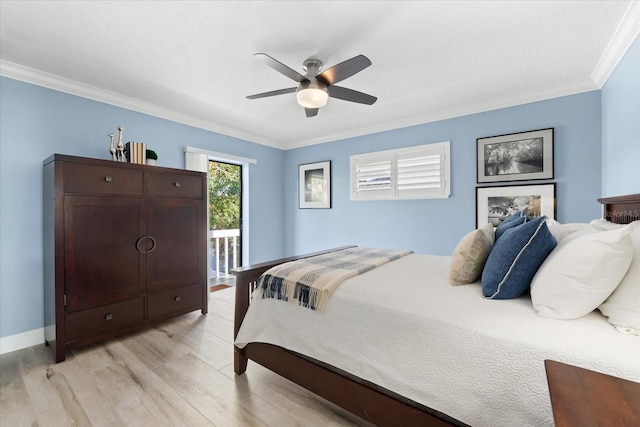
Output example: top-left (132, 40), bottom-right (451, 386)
top-left (328, 86), bottom-right (377, 105)
top-left (316, 54), bottom-right (372, 86)
top-left (246, 87), bottom-right (296, 99)
top-left (305, 108), bottom-right (319, 117)
top-left (255, 53), bottom-right (309, 83)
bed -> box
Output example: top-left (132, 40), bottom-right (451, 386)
top-left (232, 194), bottom-right (640, 426)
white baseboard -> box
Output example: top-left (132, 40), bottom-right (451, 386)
top-left (0, 328), bottom-right (45, 355)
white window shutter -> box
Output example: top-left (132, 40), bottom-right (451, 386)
top-left (350, 141), bottom-right (450, 201)
top-left (351, 153), bottom-right (394, 200)
top-left (397, 143), bottom-right (449, 198)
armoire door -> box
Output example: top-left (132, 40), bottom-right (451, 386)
top-left (64, 196), bottom-right (146, 311)
top-left (145, 198), bottom-right (205, 292)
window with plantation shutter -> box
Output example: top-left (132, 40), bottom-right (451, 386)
top-left (352, 152), bottom-right (393, 200)
top-left (350, 141), bottom-right (450, 201)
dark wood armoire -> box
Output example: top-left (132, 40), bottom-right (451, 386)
top-left (43, 154), bottom-right (208, 362)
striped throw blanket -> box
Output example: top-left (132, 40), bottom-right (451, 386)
top-left (259, 247), bottom-right (413, 310)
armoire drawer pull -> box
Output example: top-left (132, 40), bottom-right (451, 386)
top-left (174, 296), bottom-right (181, 302)
top-left (105, 313), bottom-right (113, 320)
top-left (174, 182), bottom-right (181, 187)
top-left (105, 176), bottom-right (113, 182)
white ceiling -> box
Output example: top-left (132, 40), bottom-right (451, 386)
top-left (1, 1), bottom-right (639, 150)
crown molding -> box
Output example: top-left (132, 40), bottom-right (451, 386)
top-left (3, 0), bottom-right (638, 153)
top-left (0, 57), bottom-right (608, 152)
top-left (591, 1), bottom-right (640, 87)
top-left (0, 60), bottom-right (287, 150)
top-left (284, 79), bottom-right (599, 150)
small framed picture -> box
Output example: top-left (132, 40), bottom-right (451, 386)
top-left (477, 128), bottom-right (553, 183)
top-left (476, 183), bottom-right (556, 227)
top-left (299, 161), bottom-right (331, 209)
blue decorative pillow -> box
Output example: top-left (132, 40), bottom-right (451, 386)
top-left (495, 213), bottom-right (527, 241)
top-left (482, 216), bottom-right (557, 299)
top-left (504, 209), bottom-right (526, 222)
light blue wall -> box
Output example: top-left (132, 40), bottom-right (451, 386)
top-left (602, 34), bottom-right (640, 197)
top-left (0, 76), bottom-right (285, 339)
top-left (284, 91), bottom-right (603, 256)
top-left (0, 40), bottom-right (632, 341)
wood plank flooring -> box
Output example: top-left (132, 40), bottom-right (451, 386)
top-left (0, 288), bottom-right (370, 426)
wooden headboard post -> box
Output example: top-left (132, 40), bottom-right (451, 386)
top-left (597, 194), bottom-right (640, 224)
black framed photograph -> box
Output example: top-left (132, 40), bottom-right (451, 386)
top-left (476, 183), bottom-right (556, 227)
top-left (477, 128), bottom-right (553, 183)
top-left (299, 161), bottom-right (331, 209)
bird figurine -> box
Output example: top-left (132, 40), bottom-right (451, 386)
top-left (108, 133), bottom-right (116, 160)
top-left (116, 126), bottom-right (126, 162)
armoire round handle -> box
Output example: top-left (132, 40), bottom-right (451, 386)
top-left (135, 236), bottom-right (157, 253)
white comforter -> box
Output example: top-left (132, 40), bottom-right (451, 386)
top-left (235, 254), bottom-right (640, 426)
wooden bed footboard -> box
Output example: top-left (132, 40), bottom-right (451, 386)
top-left (240, 342), bottom-right (464, 427)
top-left (231, 245), bottom-right (466, 427)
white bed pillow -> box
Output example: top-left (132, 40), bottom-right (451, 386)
top-left (590, 218), bottom-right (627, 230)
top-left (545, 218), bottom-right (591, 242)
top-left (598, 221), bottom-right (640, 335)
top-left (530, 224), bottom-right (634, 320)
top-left (449, 223), bottom-right (494, 285)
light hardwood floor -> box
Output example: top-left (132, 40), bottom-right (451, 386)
top-left (0, 288), bottom-right (370, 426)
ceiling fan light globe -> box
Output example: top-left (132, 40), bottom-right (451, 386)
top-left (296, 87), bottom-right (329, 109)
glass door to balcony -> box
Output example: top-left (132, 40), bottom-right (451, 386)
top-left (208, 160), bottom-right (241, 288)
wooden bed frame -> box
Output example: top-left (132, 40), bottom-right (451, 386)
top-left (232, 194), bottom-right (639, 427)
top-left (598, 193), bottom-right (640, 224)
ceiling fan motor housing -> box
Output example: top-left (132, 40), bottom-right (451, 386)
top-left (302, 58), bottom-right (323, 75)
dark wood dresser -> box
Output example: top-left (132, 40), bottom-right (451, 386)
top-left (545, 359), bottom-right (640, 426)
top-left (43, 154), bottom-right (208, 362)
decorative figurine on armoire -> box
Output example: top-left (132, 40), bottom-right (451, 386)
top-left (116, 126), bottom-right (126, 162)
top-left (108, 133), bottom-right (116, 161)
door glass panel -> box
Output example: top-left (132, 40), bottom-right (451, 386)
top-left (208, 161), bottom-right (241, 287)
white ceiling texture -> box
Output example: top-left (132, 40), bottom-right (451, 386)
top-left (1, 1), bottom-right (639, 150)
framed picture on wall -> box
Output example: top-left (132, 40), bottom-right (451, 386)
top-left (299, 161), bottom-right (331, 209)
top-left (476, 183), bottom-right (556, 227)
top-left (477, 128), bottom-right (554, 183)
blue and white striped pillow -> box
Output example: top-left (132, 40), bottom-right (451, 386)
top-left (482, 216), bottom-right (557, 299)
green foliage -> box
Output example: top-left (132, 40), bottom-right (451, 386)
top-left (208, 162), bottom-right (240, 230)
top-left (146, 149), bottom-right (158, 160)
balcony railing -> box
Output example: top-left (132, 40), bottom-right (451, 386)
top-left (209, 229), bottom-right (240, 279)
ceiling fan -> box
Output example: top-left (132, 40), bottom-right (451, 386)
top-left (246, 53), bottom-right (377, 117)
